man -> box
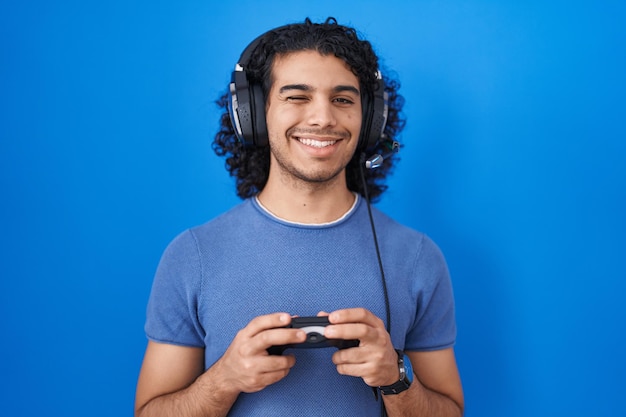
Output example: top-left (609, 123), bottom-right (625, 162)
top-left (135, 18), bottom-right (463, 417)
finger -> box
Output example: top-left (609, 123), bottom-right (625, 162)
top-left (324, 322), bottom-right (369, 342)
top-left (235, 350), bottom-right (296, 374)
top-left (331, 349), bottom-right (398, 387)
top-left (334, 361), bottom-right (390, 387)
top-left (238, 356), bottom-right (297, 393)
top-left (243, 328), bottom-right (307, 356)
top-left (331, 346), bottom-right (365, 366)
top-left (329, 308), bottom-right (382, 327)
top-left (334, 360), bottom-right (370, 376)
top-left (240, 312), bottom-right (292, 339)
top-left (255, 353), bottom-right (298, 373)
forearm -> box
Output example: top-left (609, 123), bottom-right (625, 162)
top-left (136, 366), bottom-right (240, 417)
top-left (136, 314), bottom-right (301, 417)
top-left (382, 378), bottom-right (463, 417)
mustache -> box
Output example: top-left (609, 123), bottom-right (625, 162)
top-left (286, 127), bottom-right (350, 139)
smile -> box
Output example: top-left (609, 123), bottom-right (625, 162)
top-left (297, 138), bottom-right (337, 148)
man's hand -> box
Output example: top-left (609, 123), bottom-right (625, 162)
top-left (322, 308), bottom-right (399, 387)
top-left (213, 313), bottom-right (307, 394)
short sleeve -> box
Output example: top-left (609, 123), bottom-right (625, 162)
top-left (405, 235), bottom-right (457, 351)
top-left (144, 230), bottom-right (205, 347)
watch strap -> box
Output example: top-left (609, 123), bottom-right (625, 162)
top-left (379, 378), bottom-right (411, 395)
top-left (378, 349), bottom-right (412, 395)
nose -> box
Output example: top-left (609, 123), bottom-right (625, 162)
top-left (306, 97), bottom-right (336, 128)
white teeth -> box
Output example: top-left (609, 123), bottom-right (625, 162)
top-left (298, 138), bottom-right (337, 148)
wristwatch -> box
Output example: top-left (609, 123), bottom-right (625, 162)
top-left (378, 349), bottom-right (414, 395)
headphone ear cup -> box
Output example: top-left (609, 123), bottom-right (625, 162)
top-left (359, 77), bottom-right (389, 151)
top-left (251, 82), bottom-right (268, 147)
top-left (369, 79), bottom-right (389, 150)
top-left (229, 70), bottom-right (256, 147)
top-left (371, 80), bottom-right (389, 148)
top-left (229, 70), bottom-right (267, 147)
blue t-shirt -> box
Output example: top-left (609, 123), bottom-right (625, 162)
top-left (145, 196), bottom-right (456, 416)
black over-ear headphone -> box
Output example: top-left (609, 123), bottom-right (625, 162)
top-left (228, 26), bottom-right (389, 151)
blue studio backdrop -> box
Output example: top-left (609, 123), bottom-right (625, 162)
top-left (1, 1), bottom-right (624, 416)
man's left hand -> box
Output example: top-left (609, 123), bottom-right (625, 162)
top-left (322, 308), bottom-right (400, 387)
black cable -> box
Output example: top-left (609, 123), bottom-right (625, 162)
top-left (359, 153), bottom-right (391, 334)
top-left (359, 153), bottom-right (391, 417)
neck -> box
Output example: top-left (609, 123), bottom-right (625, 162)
top-left (257, 175), bottom-right (356, 224)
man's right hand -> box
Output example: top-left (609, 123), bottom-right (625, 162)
top-left (135, 313), bottom-right (306, 417)
top-left (212, 312), bottom-right (307, 394)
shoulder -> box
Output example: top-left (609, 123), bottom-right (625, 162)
top-left (155, 200), bottom-right (253, 260)
top-left (368, 205), bottom-right (448, 271)
top-left (194, 198), bottom-right (259, 230)
top-left (369, 205), bottom-right (430, 246)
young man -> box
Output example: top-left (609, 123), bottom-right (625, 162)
top-left (135, 18), bottom-right (463, 417)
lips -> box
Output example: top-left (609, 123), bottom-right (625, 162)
top-left (297, 137), bottom-right (338, 148)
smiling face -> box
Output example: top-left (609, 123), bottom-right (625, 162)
top-left (264, 50), bottom-right (362, 190)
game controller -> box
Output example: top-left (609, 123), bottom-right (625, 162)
top-left (267, 316), bottom-right (360, 355)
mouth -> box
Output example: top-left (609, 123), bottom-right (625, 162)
top-left (296, 137), bottom-right (338, 148)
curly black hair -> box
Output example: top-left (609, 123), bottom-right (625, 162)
top-left (212, 17), bottom-right (405, 202)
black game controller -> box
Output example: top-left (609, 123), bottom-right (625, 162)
top-left (267, 316), bottom-right (359, 355)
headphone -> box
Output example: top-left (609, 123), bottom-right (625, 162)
top-left (228, 26), bottom-right (389, 151)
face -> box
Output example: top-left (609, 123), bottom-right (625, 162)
top-left (265, 50), bottom-right (362, 188)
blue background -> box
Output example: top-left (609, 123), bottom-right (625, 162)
top-left (1, 1), bottom-right (624, 416)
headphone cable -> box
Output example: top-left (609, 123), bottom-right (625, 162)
top-left (359, 154), bottom-right (391, 417)
top-left (359, 153), bottom-right (391, 334)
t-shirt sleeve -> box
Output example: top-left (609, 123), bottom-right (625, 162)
top-left (405, 235), bottom-right (457, 351)
top-left (144, 229), bottom-right (205, 347)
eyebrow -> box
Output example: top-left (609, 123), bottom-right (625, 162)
top-left (279, 84), bottom-right (360, 95)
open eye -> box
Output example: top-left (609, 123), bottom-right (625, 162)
top-left (333, 97), bottom-right (355, 106)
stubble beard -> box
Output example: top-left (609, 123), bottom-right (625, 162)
top-left (271, 147), bottom-right (347, 190)
top-left (269, 141), bottom-right (355, 191)
top-left (267, 127), bottom-right (357, 191)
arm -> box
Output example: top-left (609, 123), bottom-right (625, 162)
top-left (326, 308), bottom-right (463, 417)
top-left (382, 348), bottom-right (464, 417)
top-left (135, 313), bottom-right (307, 417)
top-left (135, 341), bottom-right (237, 417)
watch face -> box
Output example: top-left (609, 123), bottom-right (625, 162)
top-left (403, 353), bottom-right (414, 383)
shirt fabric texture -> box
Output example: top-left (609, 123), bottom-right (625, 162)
top-left (145, 196), bottom-right (456, 416)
